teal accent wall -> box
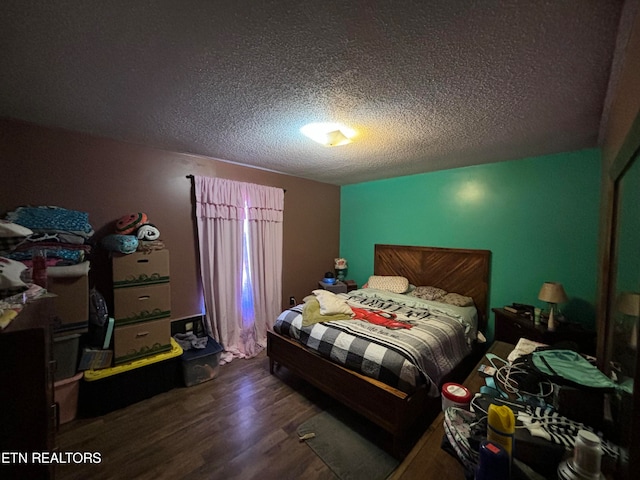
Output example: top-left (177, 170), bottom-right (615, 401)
top-left (340, 149), bottom-right (602, 340)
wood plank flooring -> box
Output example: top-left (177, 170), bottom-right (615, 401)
top-left (56, 350), bottom-right (403, 480)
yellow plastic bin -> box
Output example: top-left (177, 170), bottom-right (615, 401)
top-left (80, 338), bottom-right (183, 416)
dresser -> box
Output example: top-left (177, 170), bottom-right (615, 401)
top-left (111, 249), bottom-right (172, 365)
top-left (0, 296), bottom-right (56, 480)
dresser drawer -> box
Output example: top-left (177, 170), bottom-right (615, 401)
top-left (112, 250), bottom-right (170, 288)
top-left (113, 283), bottom-right (171, 326)
top-left (113, 318), bottom-right (172, 365)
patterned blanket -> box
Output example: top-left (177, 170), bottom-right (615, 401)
top-left (273, 290), bottom-right (475, 395)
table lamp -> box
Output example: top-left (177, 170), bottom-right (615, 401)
top-left (538, 282), bottom-right (568, 332)
top-left (617, 292), bottom-right (640, 349)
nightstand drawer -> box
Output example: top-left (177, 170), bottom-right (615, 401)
top-left (494, 309), bottom-right (544, 344)
top-left (493, 308), bottom-right (596, 354)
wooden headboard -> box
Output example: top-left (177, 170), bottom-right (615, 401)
top-left (374, 244), bottom-right (492, 331)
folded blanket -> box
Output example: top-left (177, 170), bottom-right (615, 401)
top-left (136, 224), bottom-right (160, 241)
top-left (47, 261), bottom-right (90, 278)
top-left (312, 289), bottom-right (353, 316)
top-left (8, 248), bottom-right (85, 264)
top-left (6, 206), bottom-right (94, 238)
top-left (302, 297), bottom-right (351, 327)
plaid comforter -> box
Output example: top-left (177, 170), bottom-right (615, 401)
top-left (273, 290), bottom-right (475, 395)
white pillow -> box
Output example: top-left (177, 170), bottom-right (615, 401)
top-left (0, 256), bottom-right (28, 298)
top-left (366, 275), bottom-right (410, 294)
top-left (312, 289), bottom-right (353, 316)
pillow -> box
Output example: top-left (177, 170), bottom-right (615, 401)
top-left (0, 220), bottom-right (32, 255)
top-left (312, 289), bottom-right (353, 316)
top-left (441, 292), bottom-right (474, 307)
top-left (0, 256), bottom-right (28, 299)
top-left (366, 275), bottom-right (409, 294)
top-left (115, 212), bottom-right (148, 235)
top-left (410, 285), bottom-right (447, 301)
top-left (301, 297), bottom-right (352, 327)
top-left (101, 234), bottom-right (139, 254)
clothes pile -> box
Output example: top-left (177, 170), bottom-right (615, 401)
top-left (3, 205), bottom-right (93, 267)
top-left (1, 206), bottom-right (93, 327)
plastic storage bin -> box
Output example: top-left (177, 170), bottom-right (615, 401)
top-left (79, 338), bottom-right (183, 416)
top-left (53, 333), bottom-right (80, 381)
top-left (181, 336), bottom-right (223, 387)
top-left (54, 372), bottom-right (83, 424)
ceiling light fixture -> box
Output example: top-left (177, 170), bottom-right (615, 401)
top-left (300, 122), bottom-right (356, 147)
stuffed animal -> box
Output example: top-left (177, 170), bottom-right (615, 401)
top-left (115, 212), bottom-right (148, 235)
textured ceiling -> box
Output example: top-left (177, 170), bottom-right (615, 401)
top-left (0, 1), bottom-right (625, 185)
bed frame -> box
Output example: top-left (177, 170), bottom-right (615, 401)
top-left (267, 244), bottom-right (491, 454)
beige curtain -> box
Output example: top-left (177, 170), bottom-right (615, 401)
top-left (194, 176), bottom-right (284, 363)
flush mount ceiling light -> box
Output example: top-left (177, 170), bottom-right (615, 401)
top-left (300, 122), bottom-right (356, 147)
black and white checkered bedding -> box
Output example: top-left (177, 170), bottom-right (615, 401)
top-left (273, 290), bottom-right (476, 395)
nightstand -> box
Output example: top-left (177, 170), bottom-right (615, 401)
top-left (493, 308), bottom-right (596, 355)
top-left (344, 279), bottom-right (358, 292)
top-left (318, 280), bottom-right (347, 294)
top-left (317, 280), bottom-right (358, 294)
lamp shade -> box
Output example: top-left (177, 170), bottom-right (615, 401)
top-left (617, 292), bottom-right (640, 317)
top-left (538, 282), bottom-right (568, 304)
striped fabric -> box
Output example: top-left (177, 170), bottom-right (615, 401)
top-left (471, 394), bottom-right (622, 465)
top-left (517, 407), bottom-right (621, 460)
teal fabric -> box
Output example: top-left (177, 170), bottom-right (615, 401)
top-left (101, 234), bottom-right (138, 254)
top-left (531, 350), bottom-right (632, 394)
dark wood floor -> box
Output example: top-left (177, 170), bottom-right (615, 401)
top-left (56, 350), bottom-right (401, 480)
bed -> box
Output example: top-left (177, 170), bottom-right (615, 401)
top-left (267, 244), bottom-right (491, 453)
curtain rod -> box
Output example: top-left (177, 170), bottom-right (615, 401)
top-left (186, 175), bottom-right (286, 192)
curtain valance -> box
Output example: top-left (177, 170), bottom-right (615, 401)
top-left (194, 176), bottom-right (284, 222)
